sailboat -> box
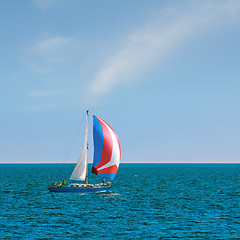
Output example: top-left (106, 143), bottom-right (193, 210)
top-left (48, 110), bottom-right (121, 193)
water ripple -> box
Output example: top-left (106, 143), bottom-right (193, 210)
top-left (0, 163), bottom-right (240, 239)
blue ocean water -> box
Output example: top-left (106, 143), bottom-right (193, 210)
top-left (0, 163), bottom-right (240, 239)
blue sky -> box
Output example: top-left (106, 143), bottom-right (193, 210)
top-left (0, 0), bottom-right (240, 163)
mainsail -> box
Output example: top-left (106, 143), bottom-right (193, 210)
top-left (69, 112), bottom-right (88, 181)
top-left (92, 116), bottom-right (121, 180)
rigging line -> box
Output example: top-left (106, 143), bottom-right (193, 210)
top-left (63, 112), bottom-right (86, 163)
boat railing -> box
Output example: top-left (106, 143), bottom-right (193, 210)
top-left (69, 183), bottom-right (94, 188)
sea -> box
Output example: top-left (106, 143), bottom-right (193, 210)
top-left (0, 163), bottom-right (240, 239)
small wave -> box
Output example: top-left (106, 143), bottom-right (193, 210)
top-left (108, 216), bottom-right (124, 219)
top-left (3, 190), bottom-right (12, 193)
top-left (98, 192), bottom-right (121, 196)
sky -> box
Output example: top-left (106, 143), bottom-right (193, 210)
top-left (0, 0), bottom-right (240, 163)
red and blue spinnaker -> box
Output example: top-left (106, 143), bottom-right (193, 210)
top-left (92, 116), bottom-right (121, 180)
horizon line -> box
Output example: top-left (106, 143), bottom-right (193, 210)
top-left (0, 162), bottom-right (239, 164)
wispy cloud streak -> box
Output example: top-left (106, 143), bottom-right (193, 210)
top-left (90, 0), bottom-right (240, 95)
top-left (32, 36), bottom-right (75, 61)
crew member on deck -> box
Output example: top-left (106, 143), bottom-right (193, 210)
top-left (62, 179), bottom-right (67, 185)
top-left (102, 178), bottom-right (105, 185)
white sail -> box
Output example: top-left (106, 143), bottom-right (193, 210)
top-left (69, 112), bottom-right (88, 181)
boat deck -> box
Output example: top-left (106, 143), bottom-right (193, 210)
top-left (48, 183), bottom-right (111, 193)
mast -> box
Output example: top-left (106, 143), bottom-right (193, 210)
top-left (85, 110), bottom-right (89, 184)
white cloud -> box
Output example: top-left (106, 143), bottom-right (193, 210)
top-left (25, 35), bottom-right (79, 75)
top-left (90, 0), bottom-right (240, 95)
top-left (32, 36), bottom-right (74, 61)
top-left (25, 0), bottom-right (240, 111)
top-left (35, 37), bottom-right (71, 52)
